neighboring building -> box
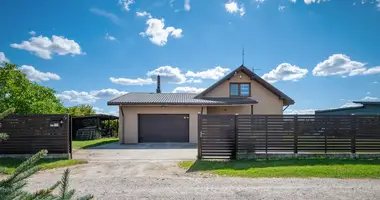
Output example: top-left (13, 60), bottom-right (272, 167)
top-left (315, 101), bottom-right (380, 115)
top-left (108, 65), bottom-right (294, 144)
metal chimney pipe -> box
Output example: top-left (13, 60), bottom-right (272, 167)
top-left (156, 75), bottom-right (161, 93)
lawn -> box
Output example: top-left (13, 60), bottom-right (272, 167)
top-left (72, 137), bottom-right (119, 149)
top-left (179, 158), bottom-right (380, 179)
top-left (0, 158), bottom-right (87, 174)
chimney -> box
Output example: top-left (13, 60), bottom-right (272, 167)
top-left (156, 75), bottom-right (161, 93)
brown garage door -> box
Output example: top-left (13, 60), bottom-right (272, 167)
top-left (138, 114), bottom-right (189, 143)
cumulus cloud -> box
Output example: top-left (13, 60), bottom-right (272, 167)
top-left (11, 35), bottom-right (84, 59)
top-left (119, 0), bottom-right (135, 11)
top-left (312, 54), bottom-right (380, 77)
top-left (56, 90), bottom-right (99, 104)
top-left (304, 0), bottom-right (327, 4)
top-left (340, 102), bottom-right (362, 108)
top-left (225, 1), bottom-right (245, 16)
top-left (93, 107), bottom-right (119, 116)
top-left (290, 0), bottom-right (296, 3)
top-left (91, 89), bottom-right (128, 98)
top-left (136, 11), bottom-right (152, 18)
top-left (19, 65), bottom-right (61, 82)
top-left (362, 96), bottom-right (379, 101)
top-left (111, 66), bottom-right (229, 86)
top-left (185, 66), bottom-right (230, 80)
top-left (56, 88), bottom-right (127, 104)
top-left (184, 0), bottom-right (191, 11)
top-left (105, 33), bottom-right (117, 41)
top-left (28, 31), bottom-right (36, 36)
top-left (284, 109), bottom-right (316, 115)
top-left (110, 77), bottom-right (154, 85)
top-left (0, 52), bottom-right (10, 63)
top-left (90, 8), bottom-right (123, 26)
top-left (262, 63), bottom-right (308, 83)
top-left (147, 66), bottom-right (187, 84)
top-left (140, 18), bottom-right (183, 46)
top-left (172, 87), bottom-right (206, 93)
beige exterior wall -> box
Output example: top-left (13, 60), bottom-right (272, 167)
top-left (204, 71), bottom-right (284, 114)
top-left (120, 106), bottom-right (205, 144)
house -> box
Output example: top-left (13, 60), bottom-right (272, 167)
top-left (108, 65), bottom-right (294, 144)
top-left (315, 101), bottom-right (380, 115)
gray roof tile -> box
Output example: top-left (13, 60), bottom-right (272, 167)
top-left (107, 92), bottom-right (258, 105)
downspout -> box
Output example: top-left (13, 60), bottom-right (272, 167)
top-left (283, 105), bottom-right (289, 112)
top-left (120, 105), bottom-right (125, 144)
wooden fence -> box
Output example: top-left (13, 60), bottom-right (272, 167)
top-left (0, 114), bottom-right (72, 157)
top-left (198, 114), bottom-right (380, 159)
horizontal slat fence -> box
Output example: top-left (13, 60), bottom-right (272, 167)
top-left (198, 114), bottom-right (380, 160)
top-left (0, 114), bottom-right (71, 155)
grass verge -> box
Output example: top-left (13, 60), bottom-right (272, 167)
top-left (0, 158), bottom-right (87, 174)
top-left (72, 137), bottom-right (119, 149)
top-left (179, 158), bottom-right (380, 179)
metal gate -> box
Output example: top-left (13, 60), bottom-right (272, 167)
top-left (198, 114), bottom-right (236, 159)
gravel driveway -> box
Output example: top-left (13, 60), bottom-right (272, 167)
top-left (23, 143), bottom-right (380, 200)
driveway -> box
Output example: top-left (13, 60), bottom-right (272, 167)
top-left (24, 142), bottom-right (380, 200)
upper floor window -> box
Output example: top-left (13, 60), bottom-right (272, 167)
top-left (230, 83), bottom-right (251, 97)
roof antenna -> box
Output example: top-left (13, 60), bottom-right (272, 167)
top-left (242, 46), bottom-right (245, 66)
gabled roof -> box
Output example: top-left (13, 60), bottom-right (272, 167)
top-left (108, 93), bottom-right (258, 106)
top-left (194, 65), bottom-right (295, 105)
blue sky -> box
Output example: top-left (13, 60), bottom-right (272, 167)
top-left (1, 0), bottom-right (380, 115)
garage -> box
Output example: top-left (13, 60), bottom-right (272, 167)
top-left (138, 114), bottom-right (189, 143)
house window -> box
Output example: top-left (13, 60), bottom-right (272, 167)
top-left (230, 83), bottom-right (251, 97)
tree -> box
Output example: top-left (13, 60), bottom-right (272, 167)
top-left (0, 150), bottom-right (94, 200)
top-left (66, 105), bottom-right (96, 117)
top-left (0, 63), bottom-right (66, 114)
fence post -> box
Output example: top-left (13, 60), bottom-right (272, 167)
top-left (234, 114), bottom-right (238, 160)
top-left (265, 116), bottom-right (268, 160)
top-left (197, 114), bottom-right (202, 160)
top-left (294, 115), bottom-right (298, 155)
top-left (351, 115), bottom-right (356, 157)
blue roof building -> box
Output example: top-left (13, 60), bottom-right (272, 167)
top-left (315, 101), bottom-right (380, 115)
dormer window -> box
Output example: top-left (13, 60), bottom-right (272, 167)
top-left (230, 83), bottom-right (251, 97)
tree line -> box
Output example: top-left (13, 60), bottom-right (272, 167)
top-left (1, 63), bottom-right (98, 116)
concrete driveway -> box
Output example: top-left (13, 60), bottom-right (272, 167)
top-left (73, 142), bottom-right (197, 161)
top-left (23, 142), bottom-right (380, 200)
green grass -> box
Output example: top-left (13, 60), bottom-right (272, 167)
top-left (72, 137), bottom-right (119, 149)
top-left (179, 158), bottom-right (380, 178)
top-left (0, 158), bottom-right (87, 174)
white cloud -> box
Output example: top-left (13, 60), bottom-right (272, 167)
top-left (340, 102), bottom-right (362, 108)
top-left (304, 0), bottom-right (327, 4)
top-left (56, 88), bottom-right (126, 104)
top-left (136, 11), bottom-right (152, 18)
top-left (56, 90), bottom-right (99, 104)
top-left (93, 107), bottom-right (119, 116)
top-left (11, 35), bottom-right (84, 59)
top-left (19, 65), bottom-right (60, 82)
top-left (110, 77), bottom-right (154, 85)
top-left (290, 0), bottom-right (297, 3)
top-left (147, 66), bottom-right (187, 84)
top-left (278, 5), bottom-right (286, 11)
top-left (28, 31), bottom-right (36, 36)
top-left (377, 0), bottom-right (380, 8)
top-left (367, 92), bottom-right (371, 95)
top-left (184, 0), bottom-right (191, 11)
top-left (140, 18), bottom-right (183, 46)
top-left (362, 96), bottom-right (379, 101)
top-left (186, 78), bottom-right (203, 83)
top-left (105, 33), bottom-right (117, 41)
top-left (118, 0), bottom-right (135, 11)
top-left (284, 109), bottom-right (316, 115)
top-left (312, 54), bottom-right (380, 77)
top-left (374, 81), bottom-right (379, 84)
top-left (262, 63), bottom-right (308, 83)
top-left (225, 1), bottom-right (245, 16)
top-left (0, 52), bottom-right (10, 63)
top-left (90, 8), bottom-right (123, 26)
top-left (172, 87), bottom-right (206, 93)
top-left (185, 66), bottom-right (230, 80)
top-left (91, 89), bottom-right (128, 98)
